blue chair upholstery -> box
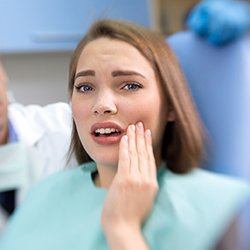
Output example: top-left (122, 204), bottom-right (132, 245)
top-left (167, 31), bottom-right (250, 180)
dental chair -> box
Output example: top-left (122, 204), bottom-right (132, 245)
top-left (167, 31), bottom-right (250, 181)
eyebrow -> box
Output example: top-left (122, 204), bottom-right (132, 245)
top-left (112, 70), bottom-right (145, 78)
top-left (75, 70), bottom-right (95, 79)
top-left (75, 69), bottom-right (146, 80)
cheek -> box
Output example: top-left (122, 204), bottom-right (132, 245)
top-left (121, 93), bottom-right (167, 144)
top-left (122, 93), bottom-right (163, 122)
top-left (71, 96), bottom-right (89, 123)
top-left (71, 97), bottom-right (90, 132)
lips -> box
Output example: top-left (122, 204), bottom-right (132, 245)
top-left (90, 121), bottom-right (125, 145)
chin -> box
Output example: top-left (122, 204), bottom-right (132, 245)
top-left (91, 153), bottom-right (119, 168)
top-left (85, 143), bottom-right (118, 164)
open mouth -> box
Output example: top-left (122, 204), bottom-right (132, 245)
top-left (91, 129), bottom-right (123, 145)
top-left (90, 122), bottom-right (125, 145)
top-left (93, 129), bottom-right (122, 137)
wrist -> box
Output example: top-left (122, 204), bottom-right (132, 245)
top-left (103, 220), bottom-right (141, 239)
top-left (103, 222), bottom-right (147, 250)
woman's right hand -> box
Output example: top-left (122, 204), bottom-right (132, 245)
top-left (101, 122), bottom-right (158, 234)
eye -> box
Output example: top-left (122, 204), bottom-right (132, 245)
top-left (122, 82), bottom-right (142, 91)
top-left (74, 84), bottom-right (93, 93)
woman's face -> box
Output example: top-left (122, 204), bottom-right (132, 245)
top-left (71, 38), bottom-right (172, 167)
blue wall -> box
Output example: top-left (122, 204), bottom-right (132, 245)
top-left (0, 0), bottom-right (150, 53)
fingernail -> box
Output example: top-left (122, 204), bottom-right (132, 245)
top-left (130, 124), bottom-right (135, 131)
top-left (136, 122), bottom-right (143, 129)
top-left (145, 129), bottom-right (151, 137)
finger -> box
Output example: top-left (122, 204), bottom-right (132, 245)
top-left (117, 135), bottom-right (130, 175)
top-left (127, 124), bottom-right (139, 175)
top-left (145, 129), bottom-right (157, 179)
top-left (135, 122), bottom-right (148, 176)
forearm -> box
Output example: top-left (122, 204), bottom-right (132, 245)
top-left (104, 224), bottom-right (149, 250)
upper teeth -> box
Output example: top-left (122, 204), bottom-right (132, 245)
top-left (95, 128), bottom-right (119, 134)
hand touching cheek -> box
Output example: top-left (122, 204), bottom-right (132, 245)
top-left (101, 122), bottom-right (159, 233)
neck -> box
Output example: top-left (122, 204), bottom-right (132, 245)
top-left (95, 163), bottom-right (117, 189)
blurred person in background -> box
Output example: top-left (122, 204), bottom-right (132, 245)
top-left (187, 0), bottom-right (250, 45)
top-left (0, 60), bottom-right (73, 231)
top-left (152, 0), bottom-right (249, 42)
top-left (0, 19), bottom-right (249, 250)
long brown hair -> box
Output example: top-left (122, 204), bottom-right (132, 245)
top-left (68, 19), bottom-right (205, 174)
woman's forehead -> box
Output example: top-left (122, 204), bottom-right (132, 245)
top-left (76, 38), bottom-right (154, 75)
top-left (81, 37), bottom-right (137, 55)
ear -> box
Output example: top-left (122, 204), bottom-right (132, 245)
top-left (167, 110), bottom-right (175, 122)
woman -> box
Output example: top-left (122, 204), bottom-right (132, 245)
top-left (0, 20), bottom-right (249, 250)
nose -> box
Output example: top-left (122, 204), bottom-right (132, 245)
top-left (92, 91), bottom-right (117, 116)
